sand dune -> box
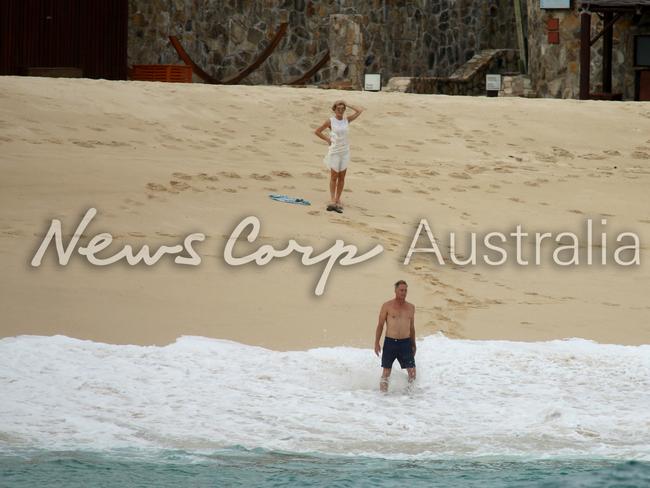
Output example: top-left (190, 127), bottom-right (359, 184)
top-left (1, 76), bottom-right (649, 349)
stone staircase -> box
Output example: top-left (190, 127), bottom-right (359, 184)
top-left (384, 49), bottom-right (535, 97)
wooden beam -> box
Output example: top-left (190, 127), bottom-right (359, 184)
top-left (589, 12), bottom-right (622, 47)
top-left (580, 10), bottom-right (592, 100)
top-left (602, 11), bottom-right (613, 93)
top-left (222, 23), bottom-right (287, 84)
top-left (168, 23), bottom-right (287, 85)
top-left (288, 51), bottom-right (330, 85)
top-left (169, 36), bottom-right (217, 83)
top-left (513, 0), bottom-right (527, 73)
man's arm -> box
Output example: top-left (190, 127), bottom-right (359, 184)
top-left (410, 305), bottom-right (416, 356)
top-left (346, 104), bottom-right (363, 123)
top-left (374, 303), bottom-right (387, 356)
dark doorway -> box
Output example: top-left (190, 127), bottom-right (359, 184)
top-left (0, 0), bottom-right (128, 80)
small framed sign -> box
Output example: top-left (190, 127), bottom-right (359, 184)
top-left (486, 74), bottom-right (502, 91)
top-left (364, 74), bottom-right (381, 91)
top-left (540, 0), bottom-right (571, 8)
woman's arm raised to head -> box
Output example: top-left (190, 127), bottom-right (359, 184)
top-left (346, 104), bottom-right (364, 123)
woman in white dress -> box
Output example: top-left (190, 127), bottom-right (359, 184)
top-left (314, 100), bottom-right (363, 213)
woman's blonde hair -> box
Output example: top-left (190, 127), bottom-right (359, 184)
top-left (331, 100), bottom-right (346, 111)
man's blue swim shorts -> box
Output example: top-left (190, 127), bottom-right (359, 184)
top-left (381, 337), bottom-right (415, 369)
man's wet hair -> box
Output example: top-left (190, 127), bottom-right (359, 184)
top-left (394, 280), bottom-right (407, 289)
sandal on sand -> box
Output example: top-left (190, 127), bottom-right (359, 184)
top-left (326, 204), bottom-right (337, 212)
top-left (334, 205), bottom-right (343, 213)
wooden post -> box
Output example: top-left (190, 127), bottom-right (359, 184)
top-left (579, 10), bottom-right (591, 100)
top-left (513, 0), bottom-right (527, 73)
top-left (602, 12), bottom-right (613, 94)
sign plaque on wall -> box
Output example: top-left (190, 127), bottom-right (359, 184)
top-left (486, 74), bottom-right (502, 92)
top-left (364, 74), bottom-right (382, 91)
top-left (540, 0), bottom-right (571, 8)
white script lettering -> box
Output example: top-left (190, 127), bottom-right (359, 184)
top-left (223, 216), bottom-right (383, 296)
top-left (31, 208), bottom-right (204, 266)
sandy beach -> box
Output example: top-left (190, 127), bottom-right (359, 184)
top-left (1, 76), bottom-right (649, 349)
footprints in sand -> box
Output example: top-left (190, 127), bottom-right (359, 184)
top-left (523, 178), bottom-right (549, 187)
top-left (143, 170), bottom-right (256, 196)
top-left (145, 169), bottom-right (299, 198)
top-left (170, 180), bottom-right (191, 191)
top-left (303, 171), bottom-right (326, 179)
top-left (424, 137), bottom-right (451, 145)
top-left (250, 173), bottom-right (272, 181)
top-left (146, 183), bottom-right (167, 192)
top-left (631, 150), bottom-right (650, 160)
top-left (534, 151), bottom-right (559, 163)
top-left (395, 143), bottom-right (420, 153)
top-left (70, 139), bottom-right (131, 148)
top-left (494, 164), bottom-right (515, 173)
top-left (1, 228), bottom-right (24, 238)
top-left (197, 173), bottom-right (220, 181)
top-left (463, 165), bottom-right (487, 175)
top-left (579, 152), bottom-right (608, 161)
top-left (121, 198), bottom-right (145, 210)
top-left (552, 146), bottom-right (574, 159)
top-left (513, 146), bottom-right (638, 164)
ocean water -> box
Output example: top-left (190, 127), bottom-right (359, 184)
top-left (1, 334), bottom-right (649, 487)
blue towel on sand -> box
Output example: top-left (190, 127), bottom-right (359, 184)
top-left (269, 194), bottom-right (311, 206)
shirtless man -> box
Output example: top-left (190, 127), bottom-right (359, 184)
top-left (374, 280), bottom-right (416, 392)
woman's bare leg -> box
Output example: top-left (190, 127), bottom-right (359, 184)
top-left (329, 169), bottom-right (338, 205)
top-left (334, 169), bottom-right (346, 206)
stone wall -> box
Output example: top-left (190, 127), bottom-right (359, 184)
top-left (499, 74), bottom-right (534, 97)
top-left (128, 0), bottom-right (520, 87)
top-left (526, 2), bottom-right (650, 100)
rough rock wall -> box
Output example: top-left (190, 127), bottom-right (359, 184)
top-left (128, 0), bottom-right (519, 86)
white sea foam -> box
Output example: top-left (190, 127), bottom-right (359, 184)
top-left (1, 334), bottom-right (649, 460)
